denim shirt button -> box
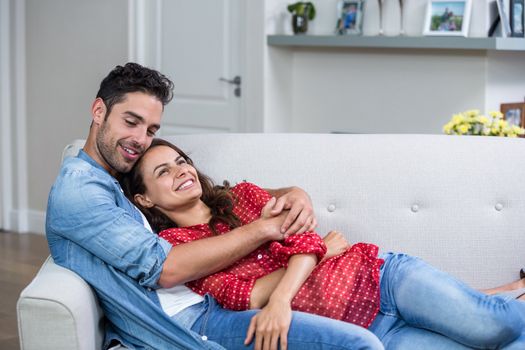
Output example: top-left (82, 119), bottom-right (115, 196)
top-left (495, 203), bottom-right (503, 211)
top-left (201, 335), bottom-right (208, 341)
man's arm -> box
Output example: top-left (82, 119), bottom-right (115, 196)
top-left (265, 187), bottom-right (317, 235)
top-left (158, 208), bottom-right (287, 288)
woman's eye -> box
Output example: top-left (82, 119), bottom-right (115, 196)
top-left (176, 159), bottom-right (187, 166)
top-left (158, 169), bottom-right (168, 176)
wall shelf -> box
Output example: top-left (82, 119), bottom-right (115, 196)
top-left (267, 35), bottom-right (525, 52)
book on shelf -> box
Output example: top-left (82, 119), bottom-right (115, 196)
top-left (510, 0), bottom-right (524, 37)
top-left (497, 0), bottom-right (512, 37)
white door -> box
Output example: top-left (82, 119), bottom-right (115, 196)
top-left (153, 0), bottom-right (244, 135)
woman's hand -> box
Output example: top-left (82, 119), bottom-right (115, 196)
top-left (244, 299), bottom-right (292, 350)
top-left (267, 187), bottom-right (317, 236)
top-left (258, 198), bottom-right (289, 241)
top-left (261, 197), bottom-right (278, 219)
top-left (322, 230), bottom-right (350, 261)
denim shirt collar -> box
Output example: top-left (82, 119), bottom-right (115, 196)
top-left (78, 149), bottom-right (111, 174)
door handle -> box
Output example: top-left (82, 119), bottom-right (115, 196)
top-left (219, 76), bottom-right (241, 97)
top-left (219, 76), bottom-right (241, 86)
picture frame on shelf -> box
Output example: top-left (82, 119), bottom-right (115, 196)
top-left (335, 0), bottom-right (365, 35)
top-left (423, 0), bottom-right (472, 37)
top-left (501, 102), bottom-right (525, 128)
top-left (496, 0), bottom-right (512, 36)
top-left (510, 0), bottom-right (524, 37)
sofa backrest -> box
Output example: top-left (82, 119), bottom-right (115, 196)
top-left (63, 134), bottom-right (525, 289)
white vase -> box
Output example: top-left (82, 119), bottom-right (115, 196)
top-left (383, 0), bottom-right (401, 36)
top-left (362, 0), bottom-right (382, 36)
top-left (403, 0), bottom-right (427, 36)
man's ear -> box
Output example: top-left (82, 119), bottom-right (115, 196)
top-left (91, 98), bottom-right (107, 125)
top-left (134, 193), bottom-right (154, 208)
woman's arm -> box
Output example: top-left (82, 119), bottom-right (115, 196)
top-left (249, 230), bottom-right (350, 309)
top-left (266, 253), bottom-right (317, 304)
top-left (245, 254), bottom-right (318, 350)
top-left (249, 268), bottom-right (285, 309)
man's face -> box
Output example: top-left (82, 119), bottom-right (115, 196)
top-left (94, 92), bottom-right (162, 175)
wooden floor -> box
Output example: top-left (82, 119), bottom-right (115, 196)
top-left (0, 231), bottom-right (49, 350)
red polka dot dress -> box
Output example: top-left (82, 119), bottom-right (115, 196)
top-left (159, 182), bottom-right (384, 328)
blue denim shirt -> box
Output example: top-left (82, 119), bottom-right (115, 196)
top-left (46, 150), bottom-right (224, 350)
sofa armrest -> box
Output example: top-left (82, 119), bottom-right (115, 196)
top-left (17, 256), bottom-right (104, 350)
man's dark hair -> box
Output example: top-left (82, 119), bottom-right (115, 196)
top-left (96, 62), bottom-right (174, 117)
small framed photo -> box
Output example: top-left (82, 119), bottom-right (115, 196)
top-left (335, 0), bottom-right (365, 35)
top-left (501, 102), bottom-right (525, 128)
top-left (510, 0), bottom-right (525, 37)
top-left (423, 0), bottom-right (472, 36)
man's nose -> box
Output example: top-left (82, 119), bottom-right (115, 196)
top-left (132, 127), bottom-right (148, 146)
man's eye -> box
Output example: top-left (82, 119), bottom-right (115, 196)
top-left (125, 120), bottom-right (137, 126)
top-left (147, 129), bottom-right (157, 137)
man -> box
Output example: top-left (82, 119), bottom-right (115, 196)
top-left (46, 63), bottom-right (383, 349)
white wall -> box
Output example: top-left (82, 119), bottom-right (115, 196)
top-left (264, 0), bottom-right (294, 132)
top-left (3, 0), bottom-right (128, 233)
top-left (22, 0), bottom-right (128, 232)
top-left (289, 48), bottom-right (486, 133)
top-left (486, 51), bottom-right (525, 111)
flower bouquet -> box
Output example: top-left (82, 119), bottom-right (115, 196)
top-left (443, 110), bottom-right (525, 137)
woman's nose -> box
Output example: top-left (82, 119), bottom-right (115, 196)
top-left (174, 165), bottom-right (186, 178)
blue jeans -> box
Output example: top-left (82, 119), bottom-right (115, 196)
top-left (174, 295), bottom-right (384, 349)
top-left (369, 253), bottom-right (525, 349)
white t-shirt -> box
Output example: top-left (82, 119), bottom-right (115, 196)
top-left (138, 209), bottom-right (204, 316)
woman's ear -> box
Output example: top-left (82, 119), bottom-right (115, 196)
top-left (134, 193), bottom-right (154, 208)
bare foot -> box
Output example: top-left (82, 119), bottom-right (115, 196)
top-left (481, 278), bottom-right (525, 295)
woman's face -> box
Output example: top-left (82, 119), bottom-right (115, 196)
top-left (136, 145), bottom-right (203, 213)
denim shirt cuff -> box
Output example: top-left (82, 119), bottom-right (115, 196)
top-left (159, 238), bottom-right (172, 256)
top-left (144, 238), bottom-right (173, 289)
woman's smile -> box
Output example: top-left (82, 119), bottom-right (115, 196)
top-left (175, 179), bottom-right (195, 191)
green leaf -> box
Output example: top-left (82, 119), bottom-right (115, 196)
top-left (287, 2), bottom-right (316, 20)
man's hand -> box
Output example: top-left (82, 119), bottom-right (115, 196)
top-left (267, 187), bottom-right (317, 236)
top-left (244, 299), bottom-right (292, 350)
top-left (322, 230), bottom-right (350, 261)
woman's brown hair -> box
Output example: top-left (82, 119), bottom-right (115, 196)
top-left (120, 138), bottom-right (241, 234)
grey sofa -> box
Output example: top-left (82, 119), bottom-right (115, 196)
top-left (17, 134), bottom-right (525, 349)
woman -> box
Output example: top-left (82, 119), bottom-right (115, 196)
top-left (121, 138), bottom-right (525, 349)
